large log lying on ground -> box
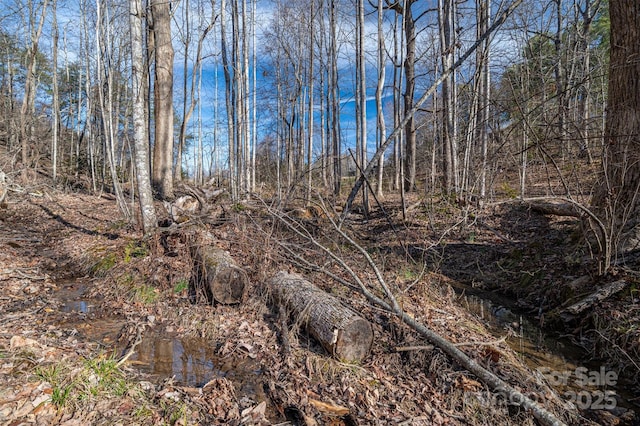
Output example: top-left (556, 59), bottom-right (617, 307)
top-left (193, 247), bottom-right (248, 304)
top-left (563, 280), bottom-right (627, 315)
top-left (268, 271), bottom-right (373, 362)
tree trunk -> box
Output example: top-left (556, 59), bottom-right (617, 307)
top-left (268, 271), bottom-right (373, 362)
top-left (130, 0), bottom-right (157, 236)
top-left (439, 0), bottom-right (458, 194)
top-left (19, 0), bottom-right (49, 181)
top-left (329, 0), bottom-right (341, 196)
top-left (402, 4), bottom-right (417, 193)
top-left (151, 0), bottom-right (175, 199)
top-left (220, 0), bottom-right (236, 200)
top-left (51, 0), bottom-right (59, 184)
top-left (193, 247), bottom-right (248, 304)
top-left (375, 0), bottom-right (386, 198)
top-left (592, 0), bottom-right (640, 268)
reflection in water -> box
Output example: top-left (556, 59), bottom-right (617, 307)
top-left (132, 333), bottom-right (262, 393)
top-left (62, 299), bottom-right (91, 313)
top-left (460, 292), bottom-right (638, 410)
top-left (57, 281), bottom-right (93, 313)
top-left (135, 336), bottom-right (215, 386)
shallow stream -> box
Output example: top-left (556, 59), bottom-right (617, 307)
top-left (455, 285), bottom-right (638, 413)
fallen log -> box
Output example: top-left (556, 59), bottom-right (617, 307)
top-left (164, 183), bottom-right (226, 225)
top-left (564, 280), bottom-right (627, 315)
top-left (268, 271), bottom-right (373, 362)
top-left (526, 200), bottom-right (582, 217)
top-left (193, 247), bottom-right (248, 304)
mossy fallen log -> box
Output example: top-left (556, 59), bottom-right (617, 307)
top-left (268, 271), bottom-right (373, 362)
top-left (193, 247), bottom-right (248, 304)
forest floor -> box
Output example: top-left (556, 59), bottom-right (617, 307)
top-left (1, 173), bottom-right (639, 425)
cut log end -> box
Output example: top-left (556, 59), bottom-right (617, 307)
top-left (210, 266), bottom-right (248, 304)
top-left (334, 317), bottom-right (373, 362)
top-left (194, 246), bottom-right (248, 304)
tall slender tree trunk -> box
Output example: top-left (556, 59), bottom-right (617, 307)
top-left (306, 0), bottom-right (315, 203)
top-left (329, 0), bottom-right (341, 196)
top-left (478, 0), bottom-right (490, 203)
top-left (19, 0), bottom-right (49, 180)
top-left (96, 0), bottom-right (130, 217)
top-left (392, 12), bottom-right (402, 192)
top-left (439, 0), bottom-right (458, 194)
top-left (402, 2), bottom-right (416, 192)
top-left (130, 0), bottom-right (157, 235)
top-left (151, 0), bottom-right (174, 199)
top-left (356, 0), bottom-right (368, 210)
top-left (176, 0), bottom-right (192, 183)
top-left (553, 0), bottom-right (568, 160)
top-left (251, 0), bottom-right (257, 191)
top-left (242, 0), bottom-right (251, 194)
top-left (51, 0), bottom-right (59, 183)
top-left (220, 0), bottom-right (236, 199)
top-left (375, 0), bottom-right (386, 198)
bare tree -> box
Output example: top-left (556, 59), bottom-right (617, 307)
top-left (342, 0), bottom-right (524, 217)
top-left (220, 0), bottom-right (236, 199)
top-left (439, 0), bottom-right (458, 193)
top-left (175, 0), bottom-right (216, 183)
top-left (355, 0), bottom-right (368, 209)
top-left (51, 0), bottom-right (59, 183)
top-left (19, 0), bottom-right (49, 180)
top-left (130, 0), bottom-right (157, 235)
top-left (95, 0), bottom-right (130, 217)
top-left (375, 0), bottom-right (386, 197)
top-left (328, 0), bottom-right (341, 195)
top-left (151, 0), bottom-right (175, 199)
top-left (386, 0), bottom-right (419, 192)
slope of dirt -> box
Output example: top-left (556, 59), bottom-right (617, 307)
top-left (0, 182), bottom-right (635, 425)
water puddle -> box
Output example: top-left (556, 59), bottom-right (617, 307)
top-left (128, 331), bottom-right (265, 396)
top-left (52, 280), bottom-right (265, 400)
top-left (56, 280), bottom-right (95, 313)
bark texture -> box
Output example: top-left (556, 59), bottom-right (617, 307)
top-left (268, 271), bottom-right (373, 362)
top-left (151, 0), bottom-right (174, 199)
top-left (593, 0), bottom-right (640, 257)
top-left (564, 280), bottom-right (627, 315)
top-left (129, 0), bottom-right (157, 235)
top-left (193, 247), bottom-right (247, 304)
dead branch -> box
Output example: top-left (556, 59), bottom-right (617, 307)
top-left (395, 345), bottom-right (435, 352)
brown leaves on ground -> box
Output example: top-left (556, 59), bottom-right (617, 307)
top-left (1, 188), bottom-right (630, 425)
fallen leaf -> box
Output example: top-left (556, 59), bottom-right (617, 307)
top-left (309, 398), bottom-right (350, 416)
top-left (10, 335), bottom-right (40, 349)
top-left (456, 375), bottom-right (482, 392)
